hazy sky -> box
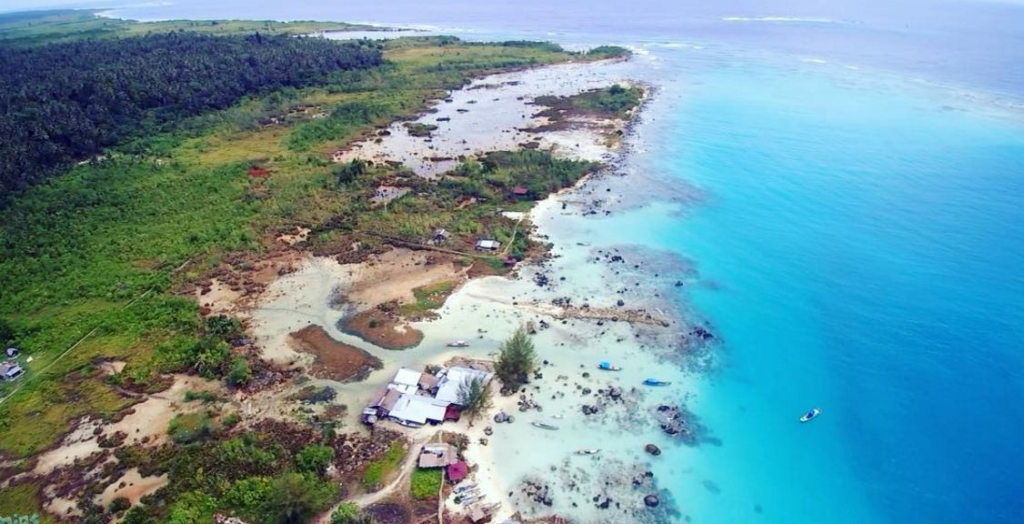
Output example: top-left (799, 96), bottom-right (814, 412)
top-left (6, 0), bottom-right (1024, 16)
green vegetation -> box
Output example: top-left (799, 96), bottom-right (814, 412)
top-left (403, 122), bottom-right (438, 137)
top-left (535, 84), bottom-right (644, 119)
top-left (410, 468), bottom-right (443, 500)
top-left (0, 485), bottom-right (52, 524)
top-left (313, 150), bottom-right (595, 262)
top-left (0, 10), bottom-right (384, 47)
top-left (331, 503), bottom-right (373, 524)
top-left (495, 327), bottom-right (537, 390)
top-left (584, 45), bottom-right (632, 59)
top-left (267, 473), bottom-right (337, 524)
top-left (457, 376), bottom-right (492, 421)
top-left (183, 390), bottom-right (220, 403)
top-left (295, 444), bottom-right (335, 476)
top-left (361, 441), bottom-right (405, 491)
top-left (226, 356), bottom-right (253, 387)
top-left (0, 33), bottom-right (381, 196)
top-left (102, 427), bottom-right (348, 523)
top-left (399, 281), bottom-right (457, 316)
top-left (167, 411), bottom-right (217, 444)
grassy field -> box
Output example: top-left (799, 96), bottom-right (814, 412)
top-left (0, 9), bottom-right (383, 47)
top-left (361, 441), bottom-right (406, 491)
top-left (410, 468), bottom-right (443, 500)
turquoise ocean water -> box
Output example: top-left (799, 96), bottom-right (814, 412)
top-left (29, 0), bottom-right (1024, 521)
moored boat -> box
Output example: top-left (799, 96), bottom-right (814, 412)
top-left (598, 361), bottom-right (622, 371)
top-left (799, 408), bottom-right (822, 423)
top-left (643, 378), bottom-right (671, 386)
top-left (447, 340), bottom-right (469, 347)
top-left (575, 448), bottom-right (600, 455)
top-left (532, 420), bottom-right (559, 430)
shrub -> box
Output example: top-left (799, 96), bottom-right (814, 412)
top-left (205, 315), bottom-right (243, 341)
top-left (167, 412), bottom-right (215, 444)
top-left (266, 473), bottom-right (336, 524)
top-left (226, 356), bottom-right (252, 387)
top-left (331, 503), bottom-right (372, 524)
top-left (296, 444), bottom-right (335, 476)
top-left (108, 496), bottom-right (131, 514)
top-left (183, 391), bottom-right (219, 403)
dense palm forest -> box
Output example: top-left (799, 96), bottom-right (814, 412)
top-left (0, 33), bottom-right (383, 197)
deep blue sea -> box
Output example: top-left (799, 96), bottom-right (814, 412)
top-left (23, 0), bottom-right (1024, 521)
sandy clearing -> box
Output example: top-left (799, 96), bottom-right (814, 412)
top-left (342, 249), bottom-right (467, 310)
top-left (195, 278), bottom-right (245, 316)
top-left (33, 374), bottom-right (221, 476)
top-left (97, 467), bottom-right (169, 508)
top-left (109, 374), bottom-right (222, 447)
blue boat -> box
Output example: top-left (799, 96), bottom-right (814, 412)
top-left (598, 361), bottom-right (622, 371)
top-left (643, 378), bottom-right (671, 386)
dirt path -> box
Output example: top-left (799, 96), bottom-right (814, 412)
top-left (316, 432), bottom-right (433, 523)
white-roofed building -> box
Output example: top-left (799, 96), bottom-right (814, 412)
top-left (388, 394), bottom-right (449, 427)
top-left (394, 368), bottom-right (422, 387)
top-left (435, 366), bottom-right (494, 405)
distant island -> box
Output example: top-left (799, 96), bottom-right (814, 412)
top-left (0, 9), bottom-right (392, 47)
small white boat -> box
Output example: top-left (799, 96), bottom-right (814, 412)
top-left (532, 420), bottom-right (559, 430)
top-left (447, 340), bottom-right (470, 347)
top-left (799, 408), bottom-right (821, 423)
top-left (575, 448), bottom-right (601, 455)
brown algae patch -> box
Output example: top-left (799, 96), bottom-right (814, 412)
top-left (289, 325), bottom-right (383, 381)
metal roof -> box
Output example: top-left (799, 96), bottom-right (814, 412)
top-left (388, 394), bottom-right (449, 425)
top-left (436, 367), bottom-right (494, 404)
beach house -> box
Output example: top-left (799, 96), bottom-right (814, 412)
top-left (364, 365), bottom-right (493, 427)
top-left (475, 239), bottom-right (500, 251)
top-left (1, 362), bottom-right (24, 381)
top-left (418, 443), bottom-right (457, 468)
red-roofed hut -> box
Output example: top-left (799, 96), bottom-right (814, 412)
top-left (447, 461), bottom-right (468, 482)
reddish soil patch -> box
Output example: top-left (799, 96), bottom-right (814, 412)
top-left (289, 325), bottom-right (383, 382)
top-left (341, 305), bottom-right (424, 350)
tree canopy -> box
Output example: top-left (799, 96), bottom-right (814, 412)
top-left (494, 327), bottom-right (537, 390)
top-left (0, 32), bottom-right (382, 199)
